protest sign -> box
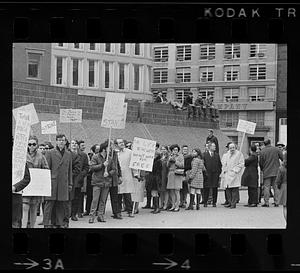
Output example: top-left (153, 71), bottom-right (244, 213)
top-left (41, 120), bottom-right (57, 134)
top-left (13, 103), bottom-right (39, 125)
top-left (101, 92), bottom-right (126, 129)
top-left (236, 119), bottom-right (256, 135)
top-left (60, 109), bottom-right (82, 123)
top-left (129, 137), bottom-right (156, 172)
top-left (12, 110), bottom-right (31, 185)
top-left (22, 168), bottom-right (51, 196)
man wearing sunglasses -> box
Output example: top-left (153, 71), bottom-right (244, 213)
top-left (22, 136), bottom-right (49, 228)
top-left (43, 134), bottom-right (73, 228)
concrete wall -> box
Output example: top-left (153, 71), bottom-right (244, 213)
top-left (13, 81), bottom-right (218, 129)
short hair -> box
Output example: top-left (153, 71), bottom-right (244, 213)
top-left (250, 144), bottom-right (257, 153)
top-left (208, 129), bottom-right (213, 133)
top-left (56, 134), bottom-right (66, 140)
top-left (44, 141), bottom-right (54, 149)
top-left (115, 138), bottom-right (124, 145)
top-left (38, 143), bottom-right (45, 148)
top-left (77, 140), bottom-right (85, 146)
top-left (182, 144), bottom-right (188, 149)
top-left (264, 139), bottom-right (271, 146)
top-left (225, 142), bottom-right (231, 148)
top-left (28, 135), bottom-right (38, 144)
top-left (91, 144), bottom-right (99, 153)
top-left (99, 141), bottom-right (108, 153)
top-left (208, 142), bottom-right (216, 148)
top-left (156, 142), bottom-right (160, 149)
top-left (71, 139), bottom-right (78, 145)
top-left (169, 144), bottom-right (180, 152)
top-left (228, 142), bottom-right (236, 148)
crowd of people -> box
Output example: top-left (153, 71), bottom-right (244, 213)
top-left (12, 129), bottom-right (287, 228)
top-left (154, 92), bottom-right (219, 121)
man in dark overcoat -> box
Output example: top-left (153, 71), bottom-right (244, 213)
top-left (259, 139), bottom-right (283, 207)
top-left (203, 142), bottom-right (222, 207)
top-left (43, 134), bottom-right (73, 228)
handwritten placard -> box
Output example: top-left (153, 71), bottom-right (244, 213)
top-left (129, 137), bottom-right (156, 172)
top-left (236, 119), bottom-right (256, 135)
top-left (22, 168), bottom-right (51, 196)
top-left (101, 92), bottom-right (126, 129)
top-left (13, 103), bottom-right (39, 125)
top-left (60, 109), bottom-right (82, 123)
top-left (12, 110), bottom-right (31, 185)
top-left (41, 120), bottom-right (57, 134)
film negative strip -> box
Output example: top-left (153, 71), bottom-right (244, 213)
top-left (2, 1), bottom-right (300, 271)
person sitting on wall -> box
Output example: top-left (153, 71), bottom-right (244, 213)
top-left (183, 92), bottom-right (195, 119)
top-left (154, 92), bottom-right (168, 104)
top-left (194, 94), bottom-right (204, 118)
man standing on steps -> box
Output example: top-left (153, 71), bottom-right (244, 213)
top-left (206, 129), bottom-right (219, 154)
top-left (259, 139), bottom-right (283, 207)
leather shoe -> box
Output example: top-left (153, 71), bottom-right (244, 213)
top-left (230, 205), bottom-right (236, 209)
top-left (274, 204), bottom-right (279, 207)
top-left (262, 204), bottom-right (269, 207)
top-left (224, 204), bottom-right (231, 208)
top-left (213, 204), bottom-right (216, 207)
top-left (249, 204), bottom-right (257, 207)
top-left (83, 211), bottom-right (89, 216)
top-left (222, 202), bottom-right (229, 206)
top-left (71, 215), bottom-right (78, 221)
top-left (243, 204), bottom-right (249, 207)
top-left (97, 215), bottom-right (106, 222)
top-left (77, 213), bottom-right (83, 218)
top-left (173, 208), bottom-right (180, 212)
top-left (204, 204), bottom-right (207, 207)
top-left (142, 205), bottom-right (151, 209)
top-left (88, 217), bottom-right (94, 223)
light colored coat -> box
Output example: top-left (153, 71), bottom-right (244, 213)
top-left (117, 148), bottom-right (138, 194)
top-left (220, 150), bottom-right (244, 189)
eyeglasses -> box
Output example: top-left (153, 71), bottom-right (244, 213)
top-left (28, 143), bottom-right (37, 147)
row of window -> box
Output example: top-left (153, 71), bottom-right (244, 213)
top-left (153, 64), bottom-right (267, 83)
top-left (152, 87), bottom-right (267, 103)
top-left (154, 44), bottom-right (267, 62)
top-left (55, 43), bottom-right (144, 56)
top-left (54, 56), bottom-right (144, 91)
top-left (219, 111), bottom-right (265, 128)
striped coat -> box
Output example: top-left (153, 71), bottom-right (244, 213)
top-left (188, 157), bottom-right (205, 189)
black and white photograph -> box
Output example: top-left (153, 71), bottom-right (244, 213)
top-left (12, 43), bottom-right (287, 229)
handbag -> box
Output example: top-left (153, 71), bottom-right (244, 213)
top-left (174, 168), bottom-right (185, 176)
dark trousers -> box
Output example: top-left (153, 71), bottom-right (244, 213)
top-left (248, 187), bottom-right (258, 205)
top-left (225, 187), bottom-right (239, 207)
top-left (12, 194), bottom-right (23, 228)
top-left (263, 177), bottom-right (279, 205)
top-left (71, 188), bottom-right (82, 216)
top-left (180, 180), bottom-right (189, 205)
top-left (85, 177), bottom-right (93, 214)
top-left (118, 193), bottom-right (133, 213)
top-left (203, 187), bottom-right (218, 204)
top-left (145, 189), bottom-right (152, 207)
top-left (110, 186), bottom-right (121, 215)
top-left (43, 200), bottom-right (66, 227)
top-left (63, 201), bottom-right (71, 225)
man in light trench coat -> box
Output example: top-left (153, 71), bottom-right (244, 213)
top-left (220, 142), bottom-right (244, 209)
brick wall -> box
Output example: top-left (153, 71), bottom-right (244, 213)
top-left (13, 81), bottom-right (218, 129)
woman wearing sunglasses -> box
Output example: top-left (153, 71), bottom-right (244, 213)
top-left (22, 136), bottom-right (49, 228)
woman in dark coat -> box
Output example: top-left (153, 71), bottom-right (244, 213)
top-left (241, 144), bottom-right (259, 207)
top-left (147, 151), bottom-right (162, 214)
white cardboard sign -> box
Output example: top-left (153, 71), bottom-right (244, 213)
top-left (60, 109), bottom-right (82, 123)
top-left (101, 92), bottom-right (126, 129)
top-left (12, 110), bottom-right (31, 185)
top-left (236, 119), bottom-right (256, 135)
top-left (13, 103), bottom-right (39, 125)
top-left (129, 137), bottom-right (156, 172)
top-left (22, 168), bottom-right (52, 196)
top-left (41, 120), bottom-right (57, 134)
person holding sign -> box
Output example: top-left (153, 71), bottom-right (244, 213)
top-left (89, 141), bottom-right (117, 223)
top-left (22, 136), bottom-right (49, 228)
top-left (43, 134), bottom-right (73, 228)
top-left (220, 143), bottom-right (244, 209)
top-left (166, 144), bottom-right (185, 212)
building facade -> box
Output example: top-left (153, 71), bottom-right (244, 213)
top-left (50, 43), bottom-right (153, 101)
top-left (13, 43), bottom-right (52, 85)
top-left (151, 43), bottom-right (278, 154)
top-left (276, 44), bottom-right (287, 146)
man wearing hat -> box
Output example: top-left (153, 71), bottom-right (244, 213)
top-left (206, 129), bottom-right (219, 154)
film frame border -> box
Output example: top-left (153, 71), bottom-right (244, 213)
top-left (3, 2), bottom-right (299, 271)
